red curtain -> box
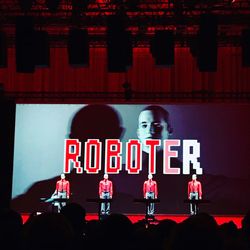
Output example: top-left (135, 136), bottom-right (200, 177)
top-left (0, 47), bottom-right (250, 102)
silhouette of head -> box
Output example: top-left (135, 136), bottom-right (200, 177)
top-left (69, 104), bottom-right (124, 141)
top-left (23, 212), bottom-right (74, 249)
top-left (68, 105), bottom-right (124, 174)
top-left (60, 202), bottom-right (86, 236)
top-left (242, 210), bottom-right (250, 235)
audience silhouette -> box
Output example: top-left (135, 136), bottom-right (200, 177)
top-left (2, 205), bottom-right (250, 250)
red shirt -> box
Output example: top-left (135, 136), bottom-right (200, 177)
top-left (99, 179), bottom-right (113, 197)
top-left (188, 180), bottom-right (202, 198)
top-left (56, 179), bottom-right (70, 197)
top-left (143, 180), bottom-right (158, 198)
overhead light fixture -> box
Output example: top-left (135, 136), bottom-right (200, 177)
top-left (150, 30), bottom-right (175, 67)
top-left (67, 28), bottom-right (89, 67)
top-left (15, 16), bottom-right (36, 73)
top-left (197, 13), bottom-right (218, 72)
top-left (34, 30), bottom-right (50, 67)
top-left (107, 15), bottom-right (133, 72)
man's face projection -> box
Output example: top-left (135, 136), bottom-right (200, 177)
top-left (137, 110), bottom-right (170, 153)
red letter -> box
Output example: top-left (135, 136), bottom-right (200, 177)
top-left (126, 139), bottom-right (142, 174)
top-left (145, 139), bottom-right (161, 174)
top-left (84, 139), bottom-right (102, 174)
top-left (163, 140), bottom-right (181, 174)
top-left (105, 139), bottom-right (122, 174)
top-left (64, 139), bottom-right (82, 174)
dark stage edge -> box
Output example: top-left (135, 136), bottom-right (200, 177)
top-left (21, 213), bottom-right (244, 228)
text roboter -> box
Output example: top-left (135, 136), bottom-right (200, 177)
top-left (64, 139), bottom-right (202, 175)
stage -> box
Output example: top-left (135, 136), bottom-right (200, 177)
top-left (21, 213), bottom-right (244, 228)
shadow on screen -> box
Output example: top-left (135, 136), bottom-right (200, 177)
top-left (11, 104), bottom-right (132, 214)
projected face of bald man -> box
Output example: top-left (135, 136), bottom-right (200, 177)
top-left (137, 110), bottom-right (170, 153)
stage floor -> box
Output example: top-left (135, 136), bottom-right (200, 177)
top-left (21, 213), bottom-right (244, 228)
